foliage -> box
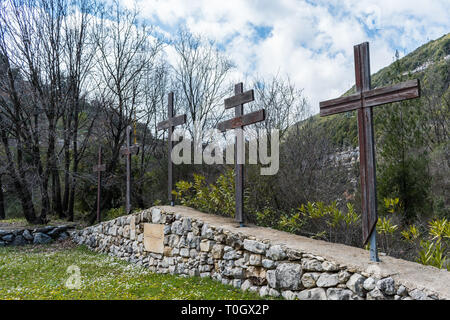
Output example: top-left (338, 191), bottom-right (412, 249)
top-left (279, 201), bottom-right (361, 244)
top-left (0, 244), bottom-right (265, 300)
top-left (173, 170), bottom-right (238, 217)
top-left (103, 207), bottom-right (126, 221)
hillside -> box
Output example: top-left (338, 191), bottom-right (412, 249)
top-left (305, 33), bottom-right (450, 148)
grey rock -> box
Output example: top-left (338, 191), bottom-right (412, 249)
top-left (269, 288), bottom-right (280, 297)
top-left (249, 254), bottom-right (262, 266)
top-left (396, 285), bottom-right (407, 297)
top-left (266, 270), bottom-right (277, 288)
top-left (151, 208), bottom-right (162, 223)
top-left (2, 234), bottom-right (14, 242)
top-left (22, 229), bottom-right (33, 241)
top-left (408, 289), bottom-right (429, 300)
top-left (301, 272), bottom-right (320, 288)
top-left (327, 288), bottom-right (353, 300)
top-left (262, 259), bottom-right (276, 269)
top-left (243, 239), bottom-right (269, 254)
top-left (259, 286), bottom-right (270, 297)
top-left (269, 263), bottom-right (303, 290)
top-left (302, 259), bottom-right (323, 272)
top-left (317, 273), bottom-right (340, 288)
top-left (346, 273), bottom-right (366, 297)
top-left (363, 277), bottom-right (377, 291)
top-left (377, 277), bottom-right (396, 295)
top-left (366, 288), bottom-right (386, 300)
top-left (241, 280), bottom-right (252, 291)
top-left (0, 241), bottom-right (6, 247)
top-left (286, 248), bottom-right (302, 261)
top-left (281, 290), bottom-right (296, 300)
top-left (296, 288), bottom-right (327, 300)
top-left (33, 232), bottom-right (53, 244)
top-left (322, 261), bottom-right (339, 271)
top-left (266, 245), bottom-right (286, 261)
top-left (338, 271), bottom-right (351, 284)
top-left (11, 235), bottom-right (26, 246)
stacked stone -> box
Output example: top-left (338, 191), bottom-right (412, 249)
top-left (0, 225), bottom-right (72, 246)
top-left (71, 207), bottom-right (439, 300)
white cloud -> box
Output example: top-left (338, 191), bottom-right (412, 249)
top-left (128, 0), bottom-right (450, 114)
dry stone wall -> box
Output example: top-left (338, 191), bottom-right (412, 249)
top-left (71, 206), bottom-right (447, 300)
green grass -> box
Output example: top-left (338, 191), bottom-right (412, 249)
top-left (0, 243), bottom-right (265, 300)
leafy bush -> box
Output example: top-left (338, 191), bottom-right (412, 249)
top-left (173, 170), bottom-right (238, 217)
top-left (278, 201), bottom-right (361, 245)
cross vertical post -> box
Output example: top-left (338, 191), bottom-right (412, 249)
top-left (157, 92), bottom-right (186, 206)
top-left (92, 146), bottom-right (106, 223)
top-left (319, 42), bottom-right (420, 262)
top-left (120, 125), bottom-right (139, 215)
top-left (217, 83), bottom-right (266, 227)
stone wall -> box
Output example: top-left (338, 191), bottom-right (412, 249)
top-left (0, 225), bottom-right (72, 246)
top-left (71, 206), bottom-right (450, 300)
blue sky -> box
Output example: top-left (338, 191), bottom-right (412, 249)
top-left (122, 0), bottom-right (450, 114)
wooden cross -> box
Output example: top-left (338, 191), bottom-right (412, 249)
top-left (319, 42), bottom-right (420, 261)
top-left (120, 125), bottom-right (140, 215)
top-left (92, 146), bottom-right (106, 223)
top-left (157, 92), bottom-right (186, 206)
top-left (217, 83), bottom-right (266, 226)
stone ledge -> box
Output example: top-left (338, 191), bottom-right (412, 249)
top-left (72, 205), bottom-right (450, 300)
top-left (158, 206), bottom-right (450, 299)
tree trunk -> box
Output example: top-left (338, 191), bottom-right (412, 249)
top-left (0, 174), bottom-right (5, 220)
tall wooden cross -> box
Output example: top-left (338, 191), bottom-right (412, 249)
top-left (319, 42), bottom-right (420, 261)
top-left (92, 146), bottom-right (106, 223)
top-left (217, 83), bottom-right (266, 226)
top-left (120, 125), bottom-right (139, 215)
top-left (157, 92), bottom-right (186, 206)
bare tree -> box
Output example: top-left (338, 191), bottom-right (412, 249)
top-left (172, 30), bottom-right (233, 136)
top-left (90, 0), bottom-right (163, 222)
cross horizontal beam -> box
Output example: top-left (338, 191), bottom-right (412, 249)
top-left (217, 109), bottom-right (265, 132)
top-left (157, 114), bottom-right (187, 131)
top-left (120, 145), bottom-right (139, 156)
top-left (224, 89), bottom-right (254, 109)
top-left (92, 164), bottom-right (106, 172)
top-left (319, 79), bottom-right (420, 116)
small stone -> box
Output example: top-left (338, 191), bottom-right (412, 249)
top-left (211, 244), bottom-right (224, 259)
top-left (317, 273), bottom-right (339, 288)
top-left (396, 285), bottom-right (407, 296)
top-left (269, 288), bottom-right (280, 297)
top-left (327, 288), bottom-right (353, 300)
top-left (366, 288), bottom-right (386, 300)
top-left (262, 259), bottom-right (276, 269)
top-left (377, 277), bottom-right (396, 295)
top-left (259, 286), bottom-right (270, 297)
top-left (363, 277), bottom-right (377, 291)
top-left (269, 263), bottom-right (303, 290)
top-left (296, 288), bottom-right (327, 300)
top-left (266, 245), bottom-right (286, 261)
top-left (33, 232), bottom-right (52, 245)
top-left (301, 272), bottom-right (320, 288)
top-left (286, 248), bottom-right (302, 261)
top-left (243, 239), bottom-right (269, 254)
top-left (281, 290), bottom-right (296, 300)
top-left (22, 229), bottom-right (33, 241)
top-left (302, 259), bottom-right (323, 272)
top-left (322, 261), bottom-right (339, 271)
top-left (11, 235), bottom-right (26, 246)
top-left (241, 280), bottom-right (252, 291)
top-left (346, 273), bottom-right (366, 297)
top-left (408, 289), bottom-right (429, 300)
top-left (249, 254), bottom-right (262, 266)
top-left (338, 271), bottom-right (351, 284)
top-left (2, 234), bottom-right (13, 242)
top-left (151, 208), bottom-right (162, 223)
top-left (199, 240), bottom-right (215, 252)
top-left (57, 232), bottom-right (69, 241)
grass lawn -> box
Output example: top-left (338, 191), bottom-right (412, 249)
top-left (0, 241), bottom-right (265, 300)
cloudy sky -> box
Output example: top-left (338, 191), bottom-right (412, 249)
top-left (122, 0), bottom-right (449, 114)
